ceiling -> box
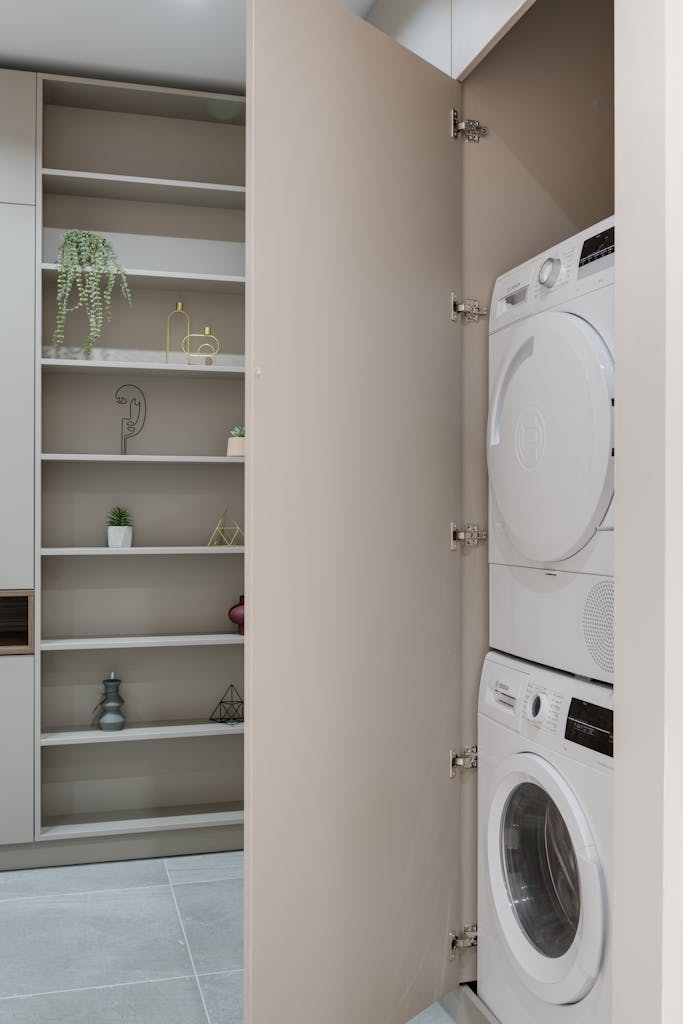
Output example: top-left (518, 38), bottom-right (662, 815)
top-left (0, 0), bottom-right (376, 95)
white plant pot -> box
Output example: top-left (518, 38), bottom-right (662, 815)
top-left (108, 526), bottom-right (133, 548)
top-left (227, 436), bottom-right (245, 457)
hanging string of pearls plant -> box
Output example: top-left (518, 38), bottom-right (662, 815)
top-left (51, 229), bottom-right (132, 358)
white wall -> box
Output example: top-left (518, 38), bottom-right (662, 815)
top-left (367, 0), bottom-right (452, 75)
top-left (0, 0), bottom-right (374, 94)
top-left (367, 0), bottom-right (536, 79)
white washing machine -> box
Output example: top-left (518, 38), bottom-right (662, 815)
top-left (477, 652), bottom-right (613, 1024)
top-left (488, 218), bottom-right (614, 683)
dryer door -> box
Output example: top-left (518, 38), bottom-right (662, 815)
top-left (488, 312), bottom-right (614, 563)
top-left (487, 752), bottom-right (605, 1005)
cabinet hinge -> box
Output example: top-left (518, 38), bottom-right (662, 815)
top-left (451, 523), bottom-right (488, 549)
top-left (451, 293), bottom-right (489, 323)
top-left (451, 109), bottom-right (488, 143)
top-left (450, 746), bottom-right (478, 777)
top-left (449, 924), bottom-right (478, 960)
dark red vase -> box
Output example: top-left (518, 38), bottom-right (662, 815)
top-left (229, 595), bottom-right (245, 635)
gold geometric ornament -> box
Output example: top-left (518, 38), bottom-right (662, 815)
top-left (182, 325), bottom-right (220, 366)
top-left (208, 509), bottom-right (244, 547)
top-left (165, 300), bottom-right (191, 363)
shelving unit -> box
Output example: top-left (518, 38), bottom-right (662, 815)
top-left (43, 169), bottom-right (246, 209)
top-left (41, 634), bottom-right (245, 652)
top-left (42, 454), bottom-right (244, 464)
top-left (39, 804), bottom-right (245, 841)
top-left (41, 546), bottom-right (245, 556)
top-left (42, 720), bottom-right (245, 745)
top-left (41, 357), bottom-right (246, 378)
top-left (42, 264), bottom-right (245, 294)
top-left (36, 73), bottom-right (247, 846)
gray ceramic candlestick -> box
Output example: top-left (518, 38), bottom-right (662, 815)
top-left (98, 672), bottom-right (125, 731)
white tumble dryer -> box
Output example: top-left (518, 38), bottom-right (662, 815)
top-left (477, 652), bottom-right (613, 1024)
top-left (488, 218), bottom-right (615, 683)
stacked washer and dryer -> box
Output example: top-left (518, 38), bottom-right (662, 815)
top-left (477, 218), bottom-right (615, 1024)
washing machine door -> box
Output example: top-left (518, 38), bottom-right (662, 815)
top-left (487, 752), bottom-right (605, 1005)
top-left (488, 311), bottom-right (614, 563)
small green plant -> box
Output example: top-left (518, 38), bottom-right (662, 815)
top-left (230, 425), bottom-right (246, 437)
top-left (52, 230), bottom-right (132, 357)
top-left (107, 506), bottom-right (133, 528)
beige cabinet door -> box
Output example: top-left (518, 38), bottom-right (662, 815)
top-left (0, 657), bottom-right (34, 844)
top-left (0, 70), bottom-right (37, 205)
top-left (246, 2), bottom-right (464, 1021)
top-left (0, 203), bottom-right (35, 589)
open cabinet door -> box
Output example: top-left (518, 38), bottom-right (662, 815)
top-left (246, 3), bottom-right (464, 1021)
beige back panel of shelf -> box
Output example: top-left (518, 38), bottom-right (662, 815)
top-left (42, 645), bottom-right (243, 730)
top-left (41, 461), bottom-right (244, 549)
top-left (44, 106), bottom-right (246, 186)
top-left (44, 194), bottom-right (245, 245)
top-left (42, 371), bottom-right (244, 457)
top-left (41, 555), bottom-right (244, 639)
top-left (42, 734), bottom-right (244, 818)
top-left (42, 287), bottom-right (245, 357)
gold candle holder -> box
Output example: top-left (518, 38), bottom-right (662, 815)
top-left (166, 301), bottom-right (191, 363)
top-left (182, 325), bottom-right (220, 366)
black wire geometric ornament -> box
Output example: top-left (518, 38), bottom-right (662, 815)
top-left (210, 684), bottom-right (244, 724)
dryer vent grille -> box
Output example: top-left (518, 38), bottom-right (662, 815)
top-left (583, 578), bottom-right (614, 675)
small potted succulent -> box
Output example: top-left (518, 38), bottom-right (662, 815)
top-left (107, 506), bottom-right (133, 548)
top-left (227, 425), bottom-right (246, 457)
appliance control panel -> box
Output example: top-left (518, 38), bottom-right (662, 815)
top-left (565, 698), bottom-right (614, 758)
top-left (480, 654), bottom-right (614, 767)
top-left (523, 682), bottom-right (564, 732)
top-left (489, 216), bottom-right (615, 332)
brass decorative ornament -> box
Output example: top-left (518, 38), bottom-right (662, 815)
top-left (208, 509), bottom-right (244, 548)
top-left (165, 300), bottom-right (191, 363)
top-left (182, 325), bottom-right (220, 366)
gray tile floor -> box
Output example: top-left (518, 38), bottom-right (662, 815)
top-left (0, 852), bottom-right (453, 1023)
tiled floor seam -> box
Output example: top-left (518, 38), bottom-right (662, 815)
top-left (0, 975), bottom-right (197, 1002)
top-left (0, 882), bottom-right (172, 905)
top-left (163, 860), bottom-right (213, 1024)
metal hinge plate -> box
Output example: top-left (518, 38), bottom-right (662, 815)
top-left (450, 746), bottom-right (478, 777)
top-left (451, 110), bottom-right (488, 143)
top-left (450, 924), bottom-right (478, 960)
top-left (451, 293), bottom-right (489, 323)
top-left (451, 523), bottom-right (488, 549)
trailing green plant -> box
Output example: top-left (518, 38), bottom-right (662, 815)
top-left (230, 425), bottom-right (246, 437)
top-left (51, 230), bottom-right (132, 357)
top-left (107, 506), bottom-right (133, 528)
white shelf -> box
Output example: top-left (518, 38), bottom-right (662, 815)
top-left (41, 546), bottom-right (245, 557)
top-left (42, 720), bottom-right (245, 746)
top-left (39, 802), bottom-right (245, 841)
top-left (41, 633), bottom-right (245, 652)
top-left (43, 77), bottom-right (246, 125)
top-left (41, 454), bottom-right (244, 464)
top-left (42, 263), bottom-right (245, 294)
top-left (41, 357), bottom-right (246, 379)
top-left (43, 169), bottom-right (246, 210)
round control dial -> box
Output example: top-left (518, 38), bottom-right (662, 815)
top-left (527, 692), bottom-right (549, 724)
top-left (538, 257), bottom-right (561, 288)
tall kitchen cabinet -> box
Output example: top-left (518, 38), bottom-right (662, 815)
top-left (0, 69), bottom-right (248, 864)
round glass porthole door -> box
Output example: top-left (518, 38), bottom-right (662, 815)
top-left (487, 753), bottom-right (605, 1005)
top-left (502, 782), bottom-right (580, 959)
